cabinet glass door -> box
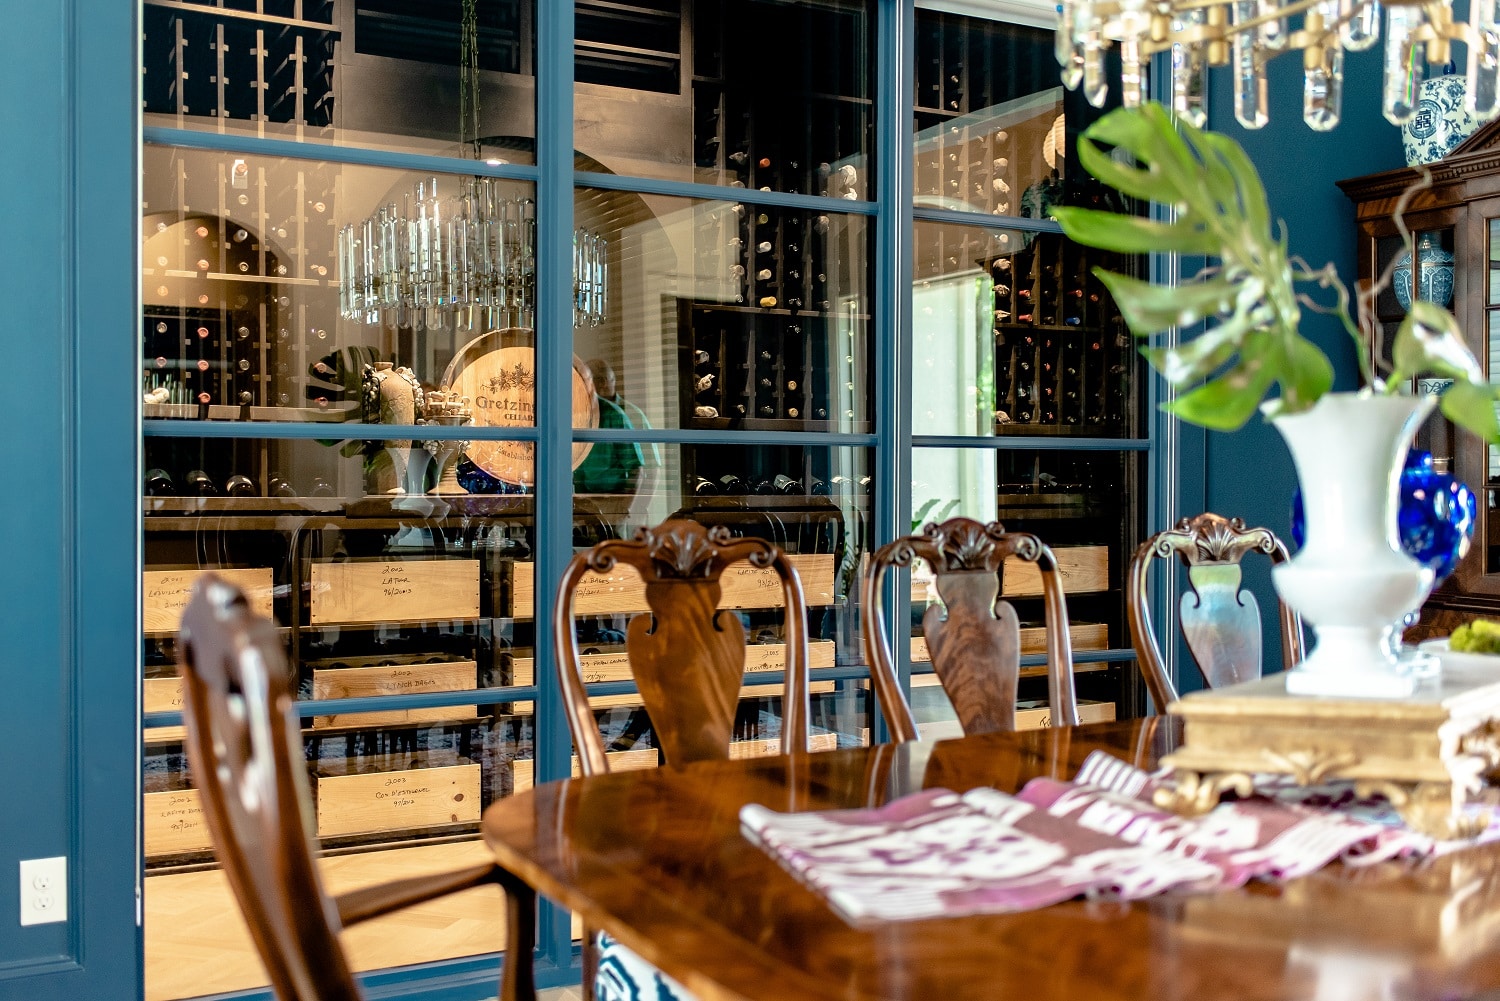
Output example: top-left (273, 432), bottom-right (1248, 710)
top-left (905, 5), bottom-right (1144, 730)
top-left (1485, 218), bottom-right (1500, 575)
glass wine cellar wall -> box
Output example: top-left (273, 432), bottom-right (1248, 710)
top-left (138, 2), bottom-right (1151, 997)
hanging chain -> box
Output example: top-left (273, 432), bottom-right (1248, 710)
top-left (460, 0), bottom-right (481, 159)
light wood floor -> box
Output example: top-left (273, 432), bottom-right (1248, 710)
top-left (145, 839), bottom-right (512, 1001)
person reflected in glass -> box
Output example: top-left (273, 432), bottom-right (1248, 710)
top-left (573, 358), bottom-right (647, 496)
top-left (587, 358), bottom-right (663, 469)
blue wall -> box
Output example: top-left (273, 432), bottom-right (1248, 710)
top-left (0, 2), bottom-right (141, 998)
top-left (1200, 51), bottom-right (1406, 675)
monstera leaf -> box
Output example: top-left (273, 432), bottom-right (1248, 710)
top-left (1052, 102), bottom-right (1331, 431)
top-left (1052, 101), bottom-right (1500, 442)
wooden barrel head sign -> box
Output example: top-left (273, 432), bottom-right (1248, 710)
top-left (441, 328), bottom-right (598, 486)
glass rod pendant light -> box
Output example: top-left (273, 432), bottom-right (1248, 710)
top-left (1055, 0), bottom-right (1500, 131)
top-left (337, 0), bottom-right (606, 329)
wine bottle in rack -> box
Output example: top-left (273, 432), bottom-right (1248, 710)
top-left (728, 149), bottom-right (751, 180)
top-left (144, 468), bottom-right (175, 496)
top-left (772, 474), bottom-right (802, 495)
top-left (754, 211), bottom-right (778, 308)
top-left (718, 473), bottom-right (747, 494)
top-left (225, 474), bottom-right (256, 497)
top-left (750, 476), bottom-right (777, 496)
top-left (691, 475), bottom-right (719, 496)
top-left (996, 345), bottom-right (1017, 422)
top-left (185, 469), bottom-right (218, 496)
top-left (1048, 241), bottom-right (1066, 316)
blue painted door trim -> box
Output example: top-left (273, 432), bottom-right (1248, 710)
top-left (533, 0), bottom-right (580, 975)
top-left (0, 0), bottom-right (143, 998)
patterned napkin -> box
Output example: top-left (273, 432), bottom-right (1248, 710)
top-left (739, 751), bottom-right (1469, 927)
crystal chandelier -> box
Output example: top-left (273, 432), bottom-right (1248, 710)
top-left (337, 0), bottom-right (606, 329)
top-left (1055, 0), bottom-right (1500, 131)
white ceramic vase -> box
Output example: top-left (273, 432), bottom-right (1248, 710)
top-left (1269, 392), bottom-right (1437, 698)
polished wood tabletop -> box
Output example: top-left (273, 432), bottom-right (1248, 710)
top-left (480, 719), bottom-right (1500, 1001)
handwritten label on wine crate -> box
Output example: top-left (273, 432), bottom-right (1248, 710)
top-left (510, 747), bottom-right (659, 793)
top-left (143, 676), bottom-right (187, 743)
top-left (508, 641), bottom-right (837, 709)
top-left (909, 622), bottom-right (1109, 667)
top-left (511, 640), bottom-right (836, 689)
top-left (144, 567), bottom-right (274, 634)
top-left (511, 734), bottom-right (841, 792)
top-left (309, 559), bottom-right (480, 626)
top-left (315, 763), bottom-right (481, 838)
top-left (511, 553), bottom-right (836, 618)
top-left (143, 788), bottom-right (212, 856)
top-left (589, 680), bottom-right (836, 711)
top-left (726, 731), bottom-right (839, 759)
top-left (311, 661), bottom-right (478, 728)
top-left (905, 547), bottom-right (1110, 602)
top-left (915, 699), bottom-right (1116, 740)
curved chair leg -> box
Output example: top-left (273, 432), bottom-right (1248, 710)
top-left (581, 923), bottom-right (598, 1001)
top-left (499, 874), bottom-right (538, 1001)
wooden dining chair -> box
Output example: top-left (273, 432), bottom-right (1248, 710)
top-left (176, 574), bottom-right (537, 1001)
top-left (555, 517), bottom-right (812, 773)
top-left (1127, 512), bottom-right (1304, 710)
top-left (861, 516), bottom-right (1081, 739)
top-left (553, 517), bottom-right (811, 1001)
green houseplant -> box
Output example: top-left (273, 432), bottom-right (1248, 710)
top-left (1051, 100), bottom-right (1499, 436)
top-left (1051, 101), bottom-right (1500, 698)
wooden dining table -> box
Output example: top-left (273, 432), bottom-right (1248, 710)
top-left (480, 718), bottom-right (1500, 1001)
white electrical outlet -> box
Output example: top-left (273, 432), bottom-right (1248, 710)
top-left (19, 857), bottom-right (67, 926)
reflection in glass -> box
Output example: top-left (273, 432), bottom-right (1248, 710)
top-left (569, 443), bottom-right (875, 752)
top-left (909, 446), bottom-right (1141, 687)
top-left (142, 146), bottom-right (543, 425)
top-left (142, 705), bottom-right (530, 998)
top-left (575, 0), bottom-right (874, 194)
top-left (1489, 310), bottom-right (1500, 569)
top-left (914, 221), bottom-right (1141, 438)
top-left (913, 11), bottom-right (1119, 217)
top-left (141, 433), bottom-right (541, 997)
top-left (337, 176), bottom-right (608, 332)
top-left (903, 447), bottom-right (1139, 734)
top-left (574, 188), bottom-right (872, 432)
top-left (142, 0), bottom-right (536, 162)
top-left (1491, 218), bottom-right (1500, 305)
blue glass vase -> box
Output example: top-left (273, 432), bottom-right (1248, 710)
top-left (1291, 449), bottom-right (1477, 583)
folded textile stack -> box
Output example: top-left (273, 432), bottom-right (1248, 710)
top-left (739, 752), bottom-right (1456, 926)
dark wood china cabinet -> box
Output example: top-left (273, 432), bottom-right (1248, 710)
top-left (1340, 120), bottom-right (1500, 637)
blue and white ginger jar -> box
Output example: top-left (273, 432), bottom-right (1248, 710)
top-left (1392, 233), bottom-right (1455, 311)
top-left (1403, 74), bottom-right (1480, 167)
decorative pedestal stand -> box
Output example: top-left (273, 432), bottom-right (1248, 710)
top-left (419, 391), bottom-right (473, 497)
top-left (1157, 670), bottom-right (1500, 839)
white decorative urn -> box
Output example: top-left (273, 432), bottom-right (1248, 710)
top-left (1269, 392), bottom-right (1437, 698)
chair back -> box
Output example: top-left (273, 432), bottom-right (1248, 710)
top-left (862, 517), bottom-right (1080, 739)
top-left (1128, 512), bottom-right (1304, 709)
top-left (554, 518), bottom-right (812, 775)
top-left (177, 575), bottom-right (362, 1001)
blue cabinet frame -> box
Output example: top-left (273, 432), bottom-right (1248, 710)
top-left (0, 2), bottom-right (1181, 999)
